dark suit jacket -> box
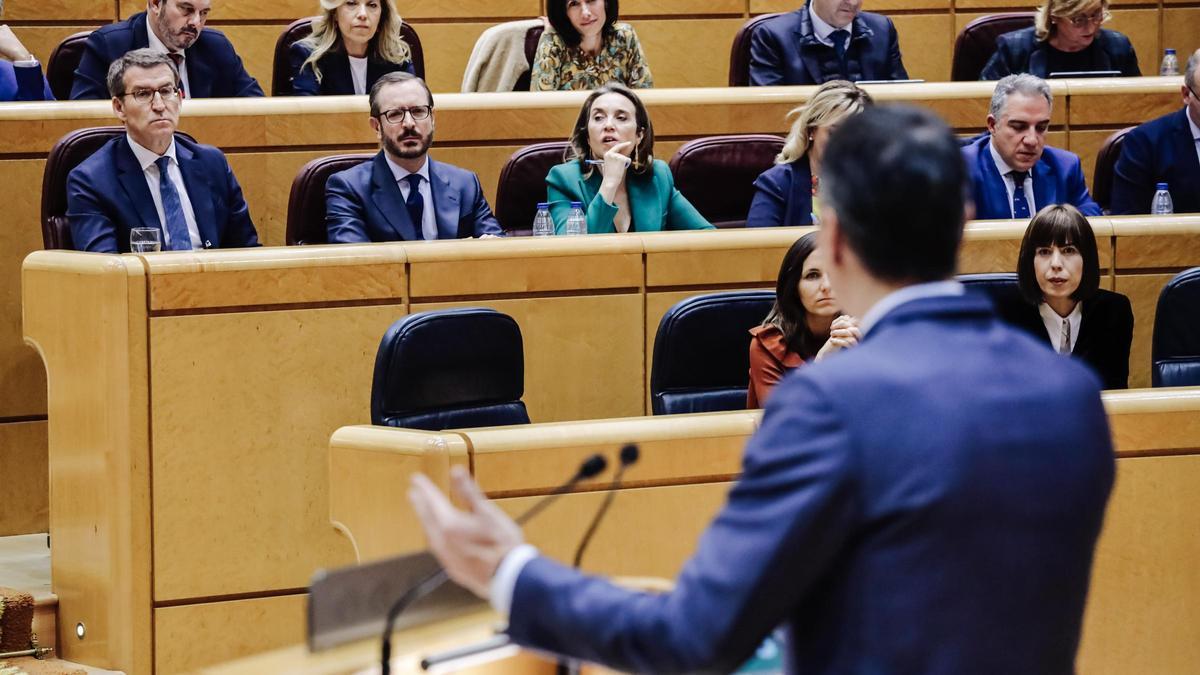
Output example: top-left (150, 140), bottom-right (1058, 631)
top-left (748, 6), bottom-right (908, 86)
top-left (70, 12), bottom-right (263, 100)
top-left (1008, 289), bottom-right (1134, 389)
top-left (506, 291), bottom-right (1114, 673)
top-left (980, 27), bottom-right (1140, 81)
top-left (1111, 109), bottom-right (1200, 215)
top-left (0, 60), bottom-right (53, 101)
top-left (325, 151), bottom-right (502, 242)
top-left (747, 156), bottom-right (814, 227)
top-left (287, 42), bottom-right (414, 96)
top-left (67, 134), bottom-right (260, 253)
top-left (962, 134), bottom-right (1101, 219)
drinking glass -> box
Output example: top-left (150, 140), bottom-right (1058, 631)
top-left (130, 228), bottom-right (161, 253)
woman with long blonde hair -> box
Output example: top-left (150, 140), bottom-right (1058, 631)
top-left (980, 0), bottom-right (1139, 79)
top-left (289, 0), bottom-right (413, 96)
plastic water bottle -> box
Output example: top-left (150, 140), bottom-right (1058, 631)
top-left (1152, 183), bottom-right (1174, 215)
top-left (564, 201), bottom-right (586, 236)
top-left (531, 202), bottom-right (554, 236)
top-left (1160, 49), bottom-right (1179, 76)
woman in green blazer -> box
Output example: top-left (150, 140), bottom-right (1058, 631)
top-left (547, 83), bottom-right (714, 234)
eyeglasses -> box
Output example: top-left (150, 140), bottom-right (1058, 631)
top-left (122, 84), bottom-right (180, 104)
top-left (1187, 83), bottom-right (1200, 102)
top-left (377, 106), bottom-right (433, 124)
top-left (1063, 11), bottom-right (1105, 27)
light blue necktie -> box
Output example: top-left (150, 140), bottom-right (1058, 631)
top-left (155, 156), bottom-right (193, 250)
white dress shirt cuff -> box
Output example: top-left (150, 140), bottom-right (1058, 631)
top-left (489, 544), bottom-right (539, 618)
top-left (13, 58), bottom-right (40, 68)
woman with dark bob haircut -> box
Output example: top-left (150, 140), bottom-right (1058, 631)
top-left (1011, 203), bottom-right (1133, 389)
top-left (747, 232), bottom-right (860, 407)
top-left (545, 83), bottom-right (713, 233)
top-left (529, 0), bottom-right (653, 91)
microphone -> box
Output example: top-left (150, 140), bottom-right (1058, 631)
top-left (380, 452), bottom-right (609, 675)
top-left (572, 444), bottom-right (639, 567)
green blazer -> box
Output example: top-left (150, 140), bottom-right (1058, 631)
top-left (546, 159), bottom-right (715, 234)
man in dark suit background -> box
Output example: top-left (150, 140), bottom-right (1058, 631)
top-left (70, 0), bottom-right (262, 100)
top-left (0, 0), bottom-right (53, 101)
top-left (963, 73), bottom-right (1101, 219)
top-left (67, 49), bottom-right (259, 253)
top-left (408, 106), bottom-right (1116, 673)
top-left (1111, 48), bottom-right (1200, 215)
top-left (748, 0), bottom-right (908, 86)
top-left (325, 72), bottom-right (502, 243)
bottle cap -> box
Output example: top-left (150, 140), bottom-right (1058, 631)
top-left (1156, 182), bottom-right (1169, 190)
top-left (536, 202), bottom-right (549, 209)
top-left (570, 201), bottom-right (583, 208)
top-left (1165, 48), bottom-right (1176, 54)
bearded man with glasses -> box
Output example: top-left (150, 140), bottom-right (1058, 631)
top-left (325, 72), bottom-right (502, 242)
top-left (67, 49), bottom-right (259, 253)
top-left (980, 0), bottom-right (1140, 80)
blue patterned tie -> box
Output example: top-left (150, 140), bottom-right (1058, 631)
top-left (404, 174), bottom-right (426, 240)
top-left (1010, 170), bottom-right (1031, 219)
top-left (830, 29), bottom-right (850, 78)
top-left (155, 156), bottom-right (193, 250)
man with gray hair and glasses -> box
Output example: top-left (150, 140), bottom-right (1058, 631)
top-left (0, 0), bottom-right (53, 100)
top-left (66, 49), bottom-right (259, 252)
top-left (962, 73), bottom-right (1100, 220)
top-left (1111, 48), bottom-right (1200, 215)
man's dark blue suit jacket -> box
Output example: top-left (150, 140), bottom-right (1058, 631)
top-left (1111, 109), bottom-right (1200, 215)
top-left (67, 134), bottom-right (259, 253)
top-left (325, 151), bottom-right (502, 242)
top-left (0, 60), bottom-right (52, 101)
top-left (506, 290), bottom-right (1115, 674)
top-left (748, 5), bottom-right (907, 86)
top-left (962, 134), bottom-right (1101, 219)
top-left (70, 12), bottom-right (263, 100)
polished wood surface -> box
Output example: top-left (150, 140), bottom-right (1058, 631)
top-left (0, 420), bottom-right (48, 536)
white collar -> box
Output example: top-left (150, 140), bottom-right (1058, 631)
top-left (1038, 300), bottom-right (1083, 351)
top-left (126, 134), bottom-right (178, 171)
top-left (146, 20), bottom-right (185, 60)
top-left (383, 153), bottom-right (430, 185)
top-left (987, 136), bottom-right (1034, 178)
top-left (808, 4), bottom-right (849, 40)
top-left (858, 280), bottom-right (965, 337)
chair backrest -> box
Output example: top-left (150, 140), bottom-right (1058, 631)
top-left (47, 30), bottom-right (92, 101)
top-left (650, 291), bottom-right (776, 415)
top-left (512, 24), bottom-right (545, 92)
top-left (1151, 267), bottom-right (1200, 387)
top-left (668, 134), bottom-right (784, 228)
top-left (40, 127), bottom-right (198, 250)
top-left (285, 153), bottom-right (374, 245)
top-left (728, 13), bottom-right (782, 86)
top-left (494, 141), bottom-right (570, 235)
top-left (271, 17), bottom-right (426, 96)
top-left (951, 13), bottom-right (1037, 81)
top-left (958, 273), bottom-right (1027, 326)
top-left (371, 308), bottom-right (530, 430)
top-left (1092, 126), bottom-right (1134, 214)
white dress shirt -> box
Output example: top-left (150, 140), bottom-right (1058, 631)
top-left (126, 135), bottom-right (202, 249)
top-left (348, 55), bottom-right (369, 96)
top-left (1187, 108), bottom-right (1200, 169)
top-left (146, 22), bottom-right (192, 97)
top-left (808, 6), bottom-right (851, 50)
top-left (988, 139), bottom-right (1036, 218)
top-left (383, 153), bottom-right (438, 240)
top-left (1039, 301), bottom-right (1082, 354)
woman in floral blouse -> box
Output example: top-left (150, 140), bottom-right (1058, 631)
top-left (530, 0), bottom-right (653, 91)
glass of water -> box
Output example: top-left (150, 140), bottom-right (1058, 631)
top-left (130, 227), bottom-right (161, 253)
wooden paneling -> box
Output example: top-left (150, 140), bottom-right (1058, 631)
top-left (155, 594), bottom-right (307, 674)
top-left (399, 22), bottom-right (494, 94)
top-left (0, 420), bottom-right (48, 536)
top-left (212, 24), bottom-right (288, 101)
top-left (632, 19), bottom-right (748, 89)
top-left (1106, 9), bottom-right (1162, 78)
top-left (891, 14), bottom-right (955, 83)
top-left (0, 157), bottom-right (47, 419)
top-left (1111, 216), bottom-right (1200, 268)
top-left (7, 26), bottom-right (107, 66)
top-left (2, 0), bottom-right (113, 21)
top-left (625, 0), bottom-right (745, 13)
top-left (1113, 273), bottom-right (1170, 390)
top-left (1067, 76), bottom-right (1184, 126)
top-left (1161, 9), bottom-right (1200, 59)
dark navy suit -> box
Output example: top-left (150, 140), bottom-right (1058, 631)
top-left (980, 28), bottom-right (1140, 81)
top-left (1008, 290), bottom-right (1134, 390)
top-left (747, 156), bottom-right (814, 227)
top-left (506, 290), bottom-right (1114, 673)
top-left (1111, 109), bottom-right (1200, 215)
top-left (70, 12), bottom-right (263, 100)
top-left (287, 42), bottom-right (414, 96)
top-left (67, 134), bottom-right (259, 253)
top-left (962, 134), bottom-right (1101, 219)
top-left (0, 60), bottom-right (52, 101)
top-left (748, 5), bottom-right (908, 86)
top-left (325, 151), bottom-right (502, 242)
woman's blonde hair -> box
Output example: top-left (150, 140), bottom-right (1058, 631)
top-left (1035, 0), bottom-right (1110, 42)
top-left (775, 80), bottom-right (872, 165)
top-left (299, 0), bottom-right (411, 84)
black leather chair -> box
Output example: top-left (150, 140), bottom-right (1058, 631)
top-left (668, 134), bottom-right (784, 228)
top-left (958, 273), bottom-right (1027, 326)
top-left (728, 13), bottom-right (783, 86)
top-left (494, 141), bottom-right (570, 235)
top-left (46, 30), bottom-right (92, 101)
top-left (1092, 126), bottom-right (1134, 214)
top-left (513, 24), bottom-right (545, 92)
top-left (271, 17), bottom-right (426, 96)
top-left (1151, 268), bottom-right (1200, 387)
top-left (650, 291), bottom-right (776, 415)
top-left (951, 13), bottom-right (1037, 81)
top-left (285, 153), bottom-right (374, 245)
top-left (371, 308), bottom-right (530, 430)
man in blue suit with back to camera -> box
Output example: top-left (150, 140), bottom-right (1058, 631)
top-left (67, 50), bottom-right (259, 253)
top-left (0, 0), bottom-right (53, 101)
top-left (70, 0), bottom-right (262, 100)
top-left (748, 0), bottom-right (908, 86)
top-left (408, 106), bottom-right (1116, 673)
top-left (964, 73), bottom-right (1101, 220)
top-left (325, 72), bottom-right (502, 243)
top-left (1111, 48), bottom-right (1200, 215)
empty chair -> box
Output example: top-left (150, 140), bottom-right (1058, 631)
top-left (951, 13), bottom-right (1036, 81)
top-left (651, 291), bottom-right (776, 415)
top-left (1152, 268), bottom-right (1200, 387)
top-left (285, 153), bottom-right (374, 245)
top-left (668, 135), bottom-right (785, 228)
top-left (727, 13), bottom-right (783, 87)
top-left (271, 16), bottom-right (425, 96)
top-left (958, 273), bottom-right (1027, 326)
top-left (371, 308), bottom-right (530, 430)
top-left (46, 30), bottom-right (91, 101)
top-left (494, 141), bottom-right (570, 235)
top-left (1091, 126), bottom-right (1134, 214)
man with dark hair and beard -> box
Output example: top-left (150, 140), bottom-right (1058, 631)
top-left (326, 72), bottom-right (502, 242)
